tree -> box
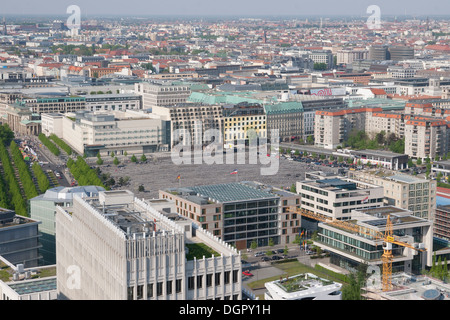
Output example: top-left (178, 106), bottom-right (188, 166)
top-left (408, 159), bottom-right (415, 168)
top-left (113, 157), bottom-right (120, 165)
top-left (110, 151), bottom-right (115, 158)
top-left (250, 241), bottom-right (258, 250)
top-left (140, 154), bottom-right (147, 162)
top-left (306, 135), bottom-right (314, 145)
top-left (268, 238), bottom-right (274, 247)
top-left (313, 62), bottom-right (328, 70)
top-left (138, 185), bottom-right (145, 192)
top-left (417, 158), bottom-right (422, 165)
top-left (96, 158), bottom-right (104, 165)
top-left (130, 154), bottom-right (137, 162)
top-left (290, 183), bottom-right (296, 193)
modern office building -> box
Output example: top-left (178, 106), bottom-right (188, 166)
top-left (435, 205), bottom-right (450, 242)
top-left (369, 45), bottom-right (389, 61)
top-left (134, 81), bottom-right (191, 109)
top-left (348, 170), bottom-right (437, 220)
top-left (159, 182), bottom-right (302, 250)
top-left (85, 94), bottom-right (142, 112)
top-left (0, 264), bottom-right (57, 300)
top-left (296, 174), bottom-right (384, 228)
top-left (56, 190), bottom-right (242, 300)
top-left (42, 110), bottom-right (171, 157)
top-left (29, 186), bottom-right (105, 265)
top-left (388, 46), bottom-right (415, 62)
top-left (315, 206), bottom-right (432, 274)
top-left (264, 273), bottom-right (342, 300)
top-left (0, 208), bottom-right (41, 268)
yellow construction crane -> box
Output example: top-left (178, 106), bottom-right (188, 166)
top-left (290, 207), bottom-right (427, 292)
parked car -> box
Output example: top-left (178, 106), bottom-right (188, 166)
top-left (271, 255), bottom-right (282, 261)
top-left (261, 256), bottom-right (271, 262)
top-left (242, 270), bottom-right (253, 277)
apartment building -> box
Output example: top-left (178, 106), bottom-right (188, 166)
top-left (42, 110), bottom-right (170, 157)
top-left (159, 182), bottom-right (302, 250)
top-left (348, 170), bottom-right (437, 220)
top-left (404, 118), bottom-right (449, 159)
top-left (151, 102), bottom-right (224, 147)
top-left (223, 103), bottom-right (266, 145)
top-left (296, 174), bottom-right (384, 222)
top-left (56, 190), bottom-right (242, 300)
top-left (302, 98), bottom-right (345, 140)
top-left (315, 206), bottom-right (432, 274)
top-left (134, 81), bottom-right (191, 109)
top-left (314, 107), bottom-right (379, 149)
top-left (336, 49), bottom-right (368, 65)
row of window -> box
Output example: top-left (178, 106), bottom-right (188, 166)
top-left (127, 269), bottom-right (240, 300)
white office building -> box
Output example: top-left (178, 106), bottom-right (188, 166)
top-left (56, 190), bottom-right (242, 300)
top-left (41, 110), bottom-right (171, 157)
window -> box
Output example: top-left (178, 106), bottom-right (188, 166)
top-left (215, 273), bottom-right (221, 286)
top-left (197, 275), bottom-right (203, 289)
top-left (176, 279), bottom-right (182, 293)
top-left (207, 274), bottom-right (213, 287)
top-left (224, 271), bottom-right (231, 284)
top-left (147, 284), bottom-right (153, 298)
top-left (167, 281), bottom-right (173, 295)
top-left (127, 287), bottom-right (134, 300)
top-left (188, 276), bottom-right (195, 290)
top-left (137, 285), bottom-right (143, 299)
top-left (232, 270), bottom-right (239, 283)
top-left (157, 282), bottom-right (163, 296)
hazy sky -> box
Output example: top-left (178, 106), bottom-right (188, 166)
top-left (1, 0), bottom-right (449, 17)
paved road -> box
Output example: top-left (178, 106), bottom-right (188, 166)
top-left (16, 134), bottom-right (71, 188)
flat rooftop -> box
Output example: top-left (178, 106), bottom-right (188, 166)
top-left (166, 182), bottom-right (279, 203)
top-left (274, 273), bottom-right (336, 293)
top-left (353, 149), bottom-right (407, 158)
top-left (366, 274), bottom-right (450, 300)
top-left (7, 277), bottom-right (56, 296)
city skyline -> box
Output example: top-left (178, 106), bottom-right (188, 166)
top-left (1, 0), bottom-right (450, 18)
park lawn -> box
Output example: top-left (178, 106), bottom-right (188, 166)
top-left (246, 260), bottom-right (348, 291)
